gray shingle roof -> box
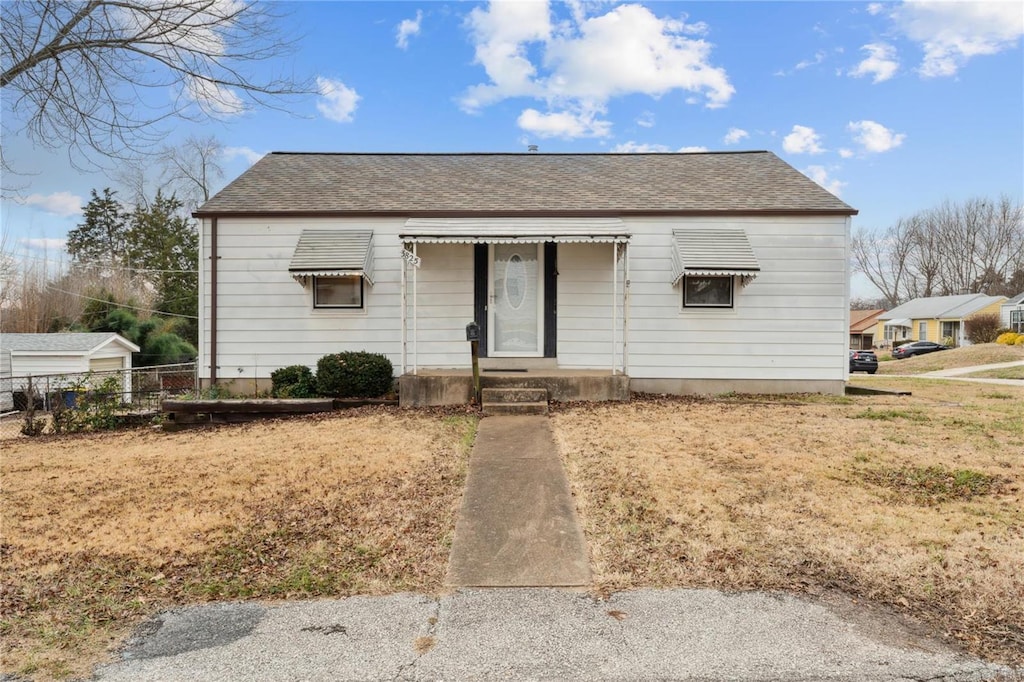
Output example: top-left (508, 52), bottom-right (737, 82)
top-left (1004, 292), bottom-right (1024, 306)
top-left (880, 294), bottom-right (1007, 320)
top-left (196, 152), bottom-right (856, 216)
top-left (0, 333), bottom-right (138, 353)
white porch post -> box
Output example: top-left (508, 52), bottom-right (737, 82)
top-left (400, 243), bottom-right (407, 375)
top-left (612, 241), bottom-right (618, 375)
top-left (623, 240), bottom-right (630, 375)
top-left (413, 242), bottom-right (419, 375)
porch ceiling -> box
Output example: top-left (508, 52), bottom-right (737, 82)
top-left (400, 217), bottom-right (630, 244)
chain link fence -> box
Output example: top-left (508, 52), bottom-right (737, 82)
top-left (0, 363), bottom-right (196, 440)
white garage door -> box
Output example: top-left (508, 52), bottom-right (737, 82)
top-left (89, 356), bottom-right (125, 372)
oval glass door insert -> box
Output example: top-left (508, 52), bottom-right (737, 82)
top-left (504, 254), bottom-right (527, 310)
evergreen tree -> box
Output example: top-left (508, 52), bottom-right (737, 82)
top-left (126, 191), bottom-right (199, 341)
top-left (66, 189), bottom-right (129, 265)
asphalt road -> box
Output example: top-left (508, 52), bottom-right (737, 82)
top-left (93, 588), bottom-right (1015, 681)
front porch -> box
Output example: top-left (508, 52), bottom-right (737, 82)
top-left (399, 368), bottom-right (630, 407)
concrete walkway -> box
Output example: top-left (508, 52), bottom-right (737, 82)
top-left (445, 415), bottom-right (590, 587)
top-left (93, 589), bottom-right (1013, 681)
top-left (921, 359), bottom-right (1024, 377)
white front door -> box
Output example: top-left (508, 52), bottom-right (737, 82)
top-left (488, 243), bottom-right (544, 356)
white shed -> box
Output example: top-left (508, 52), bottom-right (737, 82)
top-left (0, 333), bottom-right (140, 397)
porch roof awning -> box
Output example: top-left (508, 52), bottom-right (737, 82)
top-left (884, 318), bottom-right (912, 327)
top-left (670, 228), bottom-right (760, 285)
top-left (289, 230), bottom-right (375, 284)
top-left (400, 218), bottom-right (630, 244)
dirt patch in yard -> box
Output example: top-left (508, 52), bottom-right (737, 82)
top-left (0, 408), bottom-right (478, 680)
top-left (551, 380), bottom-right (1024, 666)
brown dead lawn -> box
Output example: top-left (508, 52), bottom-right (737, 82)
top-left (551, 378), bottom-right (1024, 666)
top-left (0, 409), bottom-right (477, 680)
top-left (877, 342), bottom-right (1024, 374)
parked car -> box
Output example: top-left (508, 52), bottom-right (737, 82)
top-left (849, 350), bottom-right (878, 374)
top-left (892, 341), bottom-right (950, 359)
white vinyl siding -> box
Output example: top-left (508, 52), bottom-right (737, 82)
top-left (199, 219), bottom-right (473, 376)
top-left (556, 243), bottom-right (617, 369)
top-left (200, 214), bottom-right (849, 384)
top-left (623, 216), bottom-right (848, 382)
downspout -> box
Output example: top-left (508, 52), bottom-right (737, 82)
top-left (210, 216), bottom-right (218, 384)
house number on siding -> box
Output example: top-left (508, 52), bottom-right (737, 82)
top-left (402, 249), bottom-right (421, 267)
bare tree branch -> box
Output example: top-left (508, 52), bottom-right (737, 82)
top-left (1, 0), bottom-right (312, 171)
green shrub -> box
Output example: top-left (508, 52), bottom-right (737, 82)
top-left (316, 351), bottom-right (394, 398)
top-left (271, 365), bottom-right (317, 398)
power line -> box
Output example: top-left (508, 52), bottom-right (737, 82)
top-left (7, 252), bottom-right (198, 274)
top-left (45, 285), bottom-right (199, 319)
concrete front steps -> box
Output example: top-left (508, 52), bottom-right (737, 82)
top-left (399, 370), bottom-right (630, 407)
top-left (481, 387), bottom-right (549, 416)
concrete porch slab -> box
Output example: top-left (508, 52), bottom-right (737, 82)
top-left (400, 370), bottom-right (629, 406)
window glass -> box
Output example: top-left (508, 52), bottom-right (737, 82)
top-left (683, 276), bottom-right (733, 308)
top-left (314, 276), bottom-right (362, 308)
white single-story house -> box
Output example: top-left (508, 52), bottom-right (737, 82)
top-left (193, 152), bottom-right (857, 404)
top-left (0, 332), bottom-right (140, 396)
top-left (1002, 292), bottom-right (1024, 332)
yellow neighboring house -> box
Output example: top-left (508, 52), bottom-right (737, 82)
top-left (876, 293), bottom-right (1007, 348)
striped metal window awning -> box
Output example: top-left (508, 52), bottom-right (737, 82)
top-left (400, 218), bottom-right (630, 244)
top-left (289, 230), bottom-right (375, 284)
top-left (670, 228), bottom-right (760, 285)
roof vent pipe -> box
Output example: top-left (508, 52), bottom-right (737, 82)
top-left (527, 145), bottom-right (539, 153)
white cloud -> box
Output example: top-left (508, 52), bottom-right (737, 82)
top-left (17, 192), bottom-right (83, 217)
top-left (849, 42), bottom-right (899, 83)
top-left (185, 77), bottom-right (245, 117)
top-left (838, 148), bottom-right (855, 159)
top-left (462, 1), bottom-right (734, 138)
top-left (782, 125), bottom-right (825, 154)
top-left (795, 50), bottom-right (827, 70)
top-left (636, 111), bottom-right (656, 128)
top-left (888, 1), bottom-right (1024, 77)
top-left (802, 165), bottom-right (846, 196)
top-left (19, 237), bottom-right (68, 251)
top-left (316, 76), bottom-right (361, 123)
top-left (611, 142), bottom-right (707, 153)
top-left (866, 3), bottom-right (885, 16)
top-left (612, 141), bottom-right (671, 153)
top-left (223, 146), bottom-right (264, 166)
top-left (517, 108), bottom-right (611, 138)
top-left (723, 127), bottom-right (749, 145)
top-left (396, 10), bottom-right (423, 49)
top-left (848, 120), bottom-right (906, 153)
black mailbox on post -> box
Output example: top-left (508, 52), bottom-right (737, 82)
top-left (466, 321), bottom-right (480, 342)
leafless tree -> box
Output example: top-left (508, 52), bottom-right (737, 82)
top-left (111, 135), bottom-right (224, 212)
top-left (852, 195), bottom-right (1024, 306)
top-left (851, 217), bottom-right (916, 307)
top-left (158, 135), bottom-right (225, 210)
top-left (1, 0), bottom-right (311, 172)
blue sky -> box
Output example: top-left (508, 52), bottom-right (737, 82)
top-left (2, 1), bottom-right (1022, 299)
